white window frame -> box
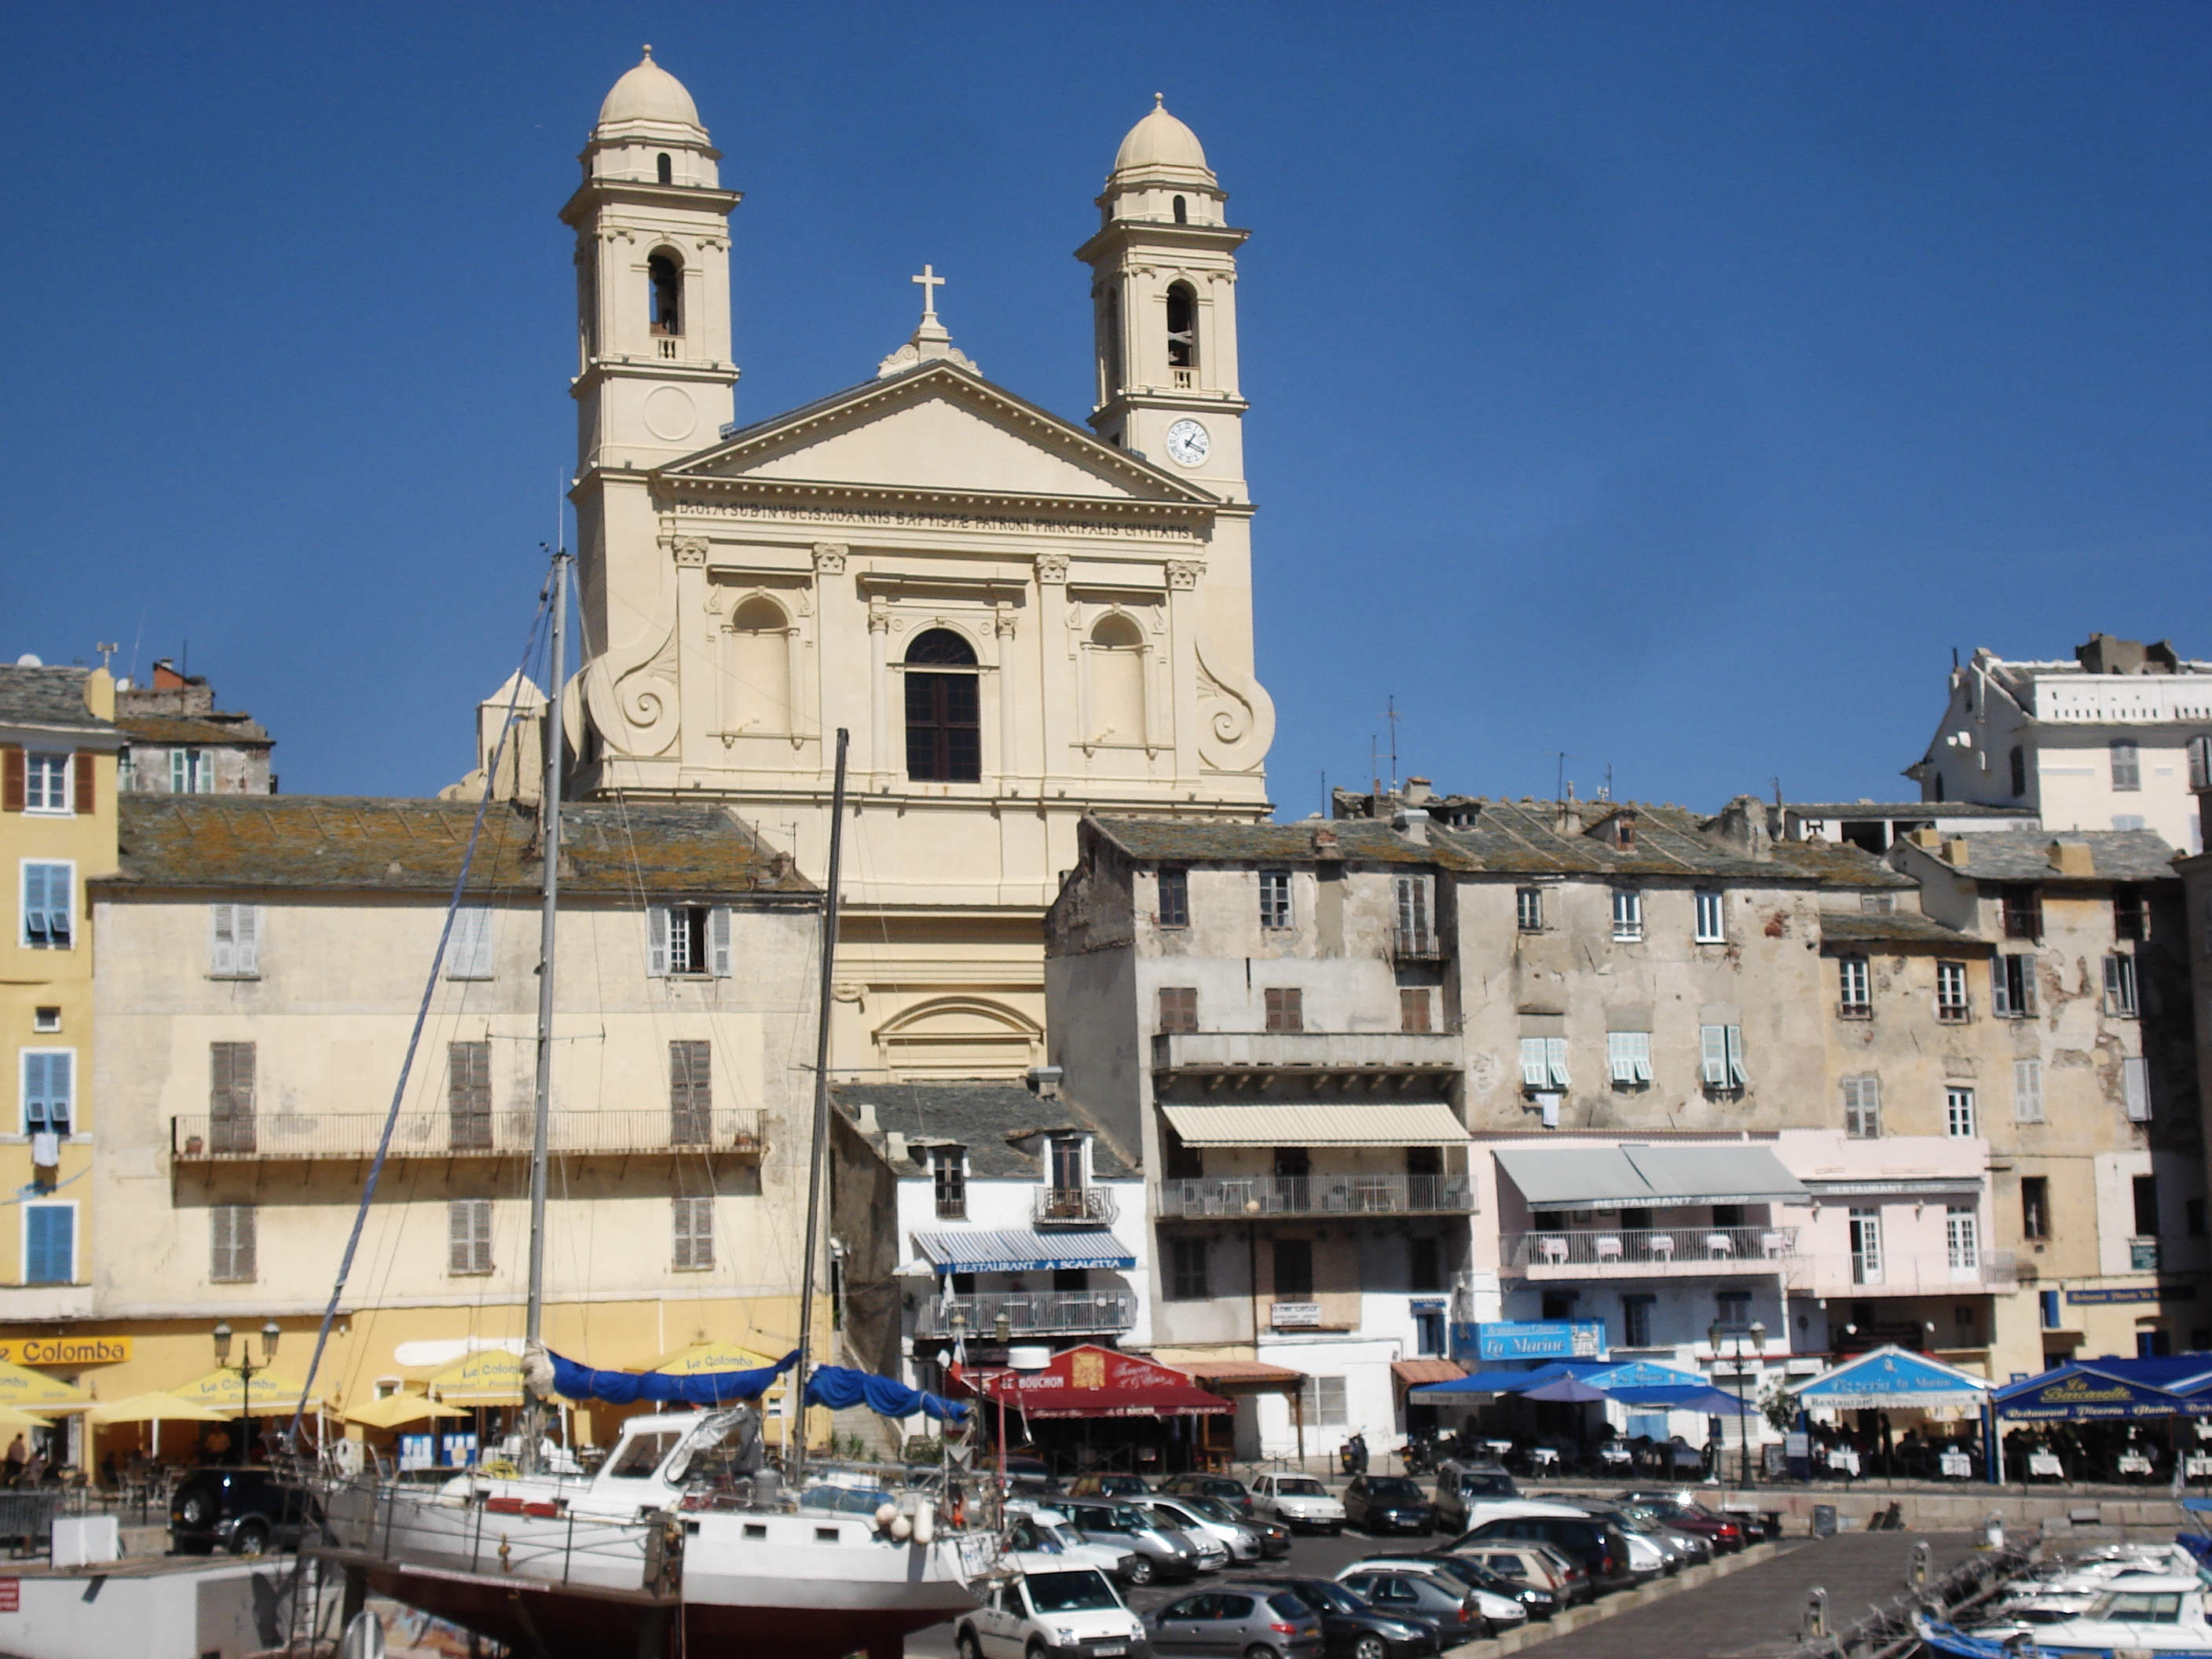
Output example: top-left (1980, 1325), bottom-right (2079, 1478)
top-left (1945, 1206), bottom-right (1980, 1276)
top-left (170, 748), bottom-right (209, 794)
top-left (21, 1201), bottom-right (75, 1286)
top-left (1607, 1031), bottom-right (1652, 1085)
top-left (1693, 891), bottom-right (1726, 944)
top-left (2123, 1056), bottom-right (2151, 1122)
top-left (1515, 887), bottom-right (1544, 932)
top-left (1945, 1086), bottom-right (1976, 1138)
top-left (1611, 890), bottom-right (1643, 942)
top-left (2104, 954), bottom-right (2140, 1017)
top-left (1518, 1036), bottom-right (1569, 1089)
top-left (648, 904), bottom-right (732, 977)
top-left (446, 906), bottom-right (495, 980)
top-left (1842, 1075), bottom-right (1881, 1139)
top-left (20, 860), bottom-right (73, 950)
top-left (1993, 954), bottom-right (2036, 1019)
top-left (1701, 1024), bottom-right (1746, 1089)
top-left (2111, 738), bottom-right (2141, 793)
top-left (22, 753), bottom-right (71, 815)
top-left (1848, 1207), bottom-right (1883, 1286)
top-left (448, 1199), bottom-right (494, 1276)
top-left (1258, 870), bottom-right (1294, 931)
top-left (2012, 1057), bottom-right (2044, 1123)
top-left (20, 1049), bottom-right (73, 1136)
top-left (1298, 1375), bottom-right (1348, 1426)
top-left (672, 1196), bottom-right (714, 1270)
top-left (210, 1203), bottom-right (257, 1284)
top-left (1839, 956), bottom-right (1871, 1013)
top-left (209, 903), bottom-right (260, 978)
top-left (1935, 959), bottom-right (1969, 1020)
top-left (1393, 873), bottom-right (1434, 956)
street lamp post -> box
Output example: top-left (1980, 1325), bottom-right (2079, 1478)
top-left (1708, 1318), bottom-right (1766, 1489)
top-left (993, 1311), bottom-right (1013, 1498)
top-left (212, 1319), bottom-right (282, 1466)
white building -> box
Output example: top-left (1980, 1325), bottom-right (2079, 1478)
top-left (1906, 633), bottom-right (2212, 854)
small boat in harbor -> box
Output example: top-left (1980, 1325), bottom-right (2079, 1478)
top-left (1920, 1575), bottom-right (2212, 1659)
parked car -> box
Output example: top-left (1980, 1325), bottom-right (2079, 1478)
top-left (1335, 1566), bottom-right (1489, 1645)
top-left (1068, 1472), bottom-right (1153, 1500)
top-left (954, 1557), bottom-right (1148, 1659)
top-left (1144, 1494), bottom-right (1267, 1564)
top-left (1353, 1554), bottom-right (1531, 1632)
top-left (1566, 1498), bottom-right (1710, 1569)
top-left (1238, 1575), bottom-right (1443, 1659)
top-left (1161, 1472), bottom-right (1258, 1518)
top-left (1060, 1498), bottom-right (1210, 1584)
top-left (170, 1466), bottom-right (322, 1556)
top-left (1362, 1549), bottom-right (1558, 1621)
top-left (1430, 1459), bottom-right (1518, 1533)
top-left (1251, 1473), bottom-right (1347, 1535)
top-left (1145, 1586), bottom-right (1327, 1659)
top-left (1613, 1492), bottom-right (1746, 1554)
top-left (1343, 1475), bottom-right (1434, 1536)
top-left (1004, 1503), bottom-right (1144, 1584)
top-left (1445, 1540), bottom-right (1591, 1607)
top-left (1159, 1492), bottom-right (1291, 1558)
top-left (1451, 1506), bottom-right (1641, 1595)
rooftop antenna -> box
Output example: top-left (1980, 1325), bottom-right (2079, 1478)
top-left (1385, 695), bottom-right (1403, 794)
top-left (94, 643), bottom-right (117, 672)
top-left (1771, 776), bottom-right (1783, 810)
top-left (1599, 763), bottom-right (1613, 804)
top-left (1370, 736), bottom-right (1380, 807)
top-left (1320, 771), bottom-right (1328, 819)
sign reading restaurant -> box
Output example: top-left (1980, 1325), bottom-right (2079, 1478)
top-left (0, 1337), bottom-right (131, 1367)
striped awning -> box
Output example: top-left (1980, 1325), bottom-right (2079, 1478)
top-left (910, 1228), bottom-right (1136, 1274)
top-left (1160, 1102), bottom-right (1467, 1147)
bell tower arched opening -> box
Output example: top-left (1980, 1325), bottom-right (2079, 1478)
top-left (649, 251), bottom-right (683, 337)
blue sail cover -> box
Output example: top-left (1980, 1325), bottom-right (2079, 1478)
top-left (549, 1347), bottom-right (800, 1406)
top-left (805, 1364), bottom-right (969, 1424)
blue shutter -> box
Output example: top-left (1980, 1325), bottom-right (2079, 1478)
top-left (24, 1207), bottom-right (71, 1284)
top-left (23, 1053), bottom-right (70, 1134)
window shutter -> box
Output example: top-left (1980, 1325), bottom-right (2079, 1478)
top-left (449, 1202), bottom-right (471, 1273)
top-left (1632, 1032), bottom-right (1653, 1083)
top-left (2123, 1057), bottom-right (2151, 1122)
top-left (72, 751), bottom-right (93, 813)
top-left (234, 905), bottom-right (258, 976)
top-left (1701, 1025), bottom-right (1727, 1086)
top-left (448, 907), bottom-right (493, 979)
top-left (1726, 1026), bottom-right (1747, 1087)
top-left (211, 905), bottom-right (236, 976)
top-left (1519, 1038), bottom-right (1548, 1089)
top-left (2013, 1058), bottom-right (2044, 1122)
top-left (647, 906), bottom-right (669, 976)
top-left (26, 1209), bottom-right (70, 1284)
top-left (1608, 1032), bottom-right (1635, 1084)
top-left (2, 747), bottom-right (22, 813)
top-left (709, 906), bottom-right (731, 976)
top-left (1545, 1036), bottom-right (1570, 1089)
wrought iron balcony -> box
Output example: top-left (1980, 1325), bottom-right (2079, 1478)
top-left (1152, 1030), bottom-right (1461, 1079)
top-left (170, 1109), bottom-right (766, 1162)
top-left (912, 1289), bottom-right (1136, 1339)
top-left (1505, 1225), bottom-right (1798, 1279)
top-left (1031, 1187), bottom-right (1119, 1228)
top-left (1155, 1173), bottom-right (1474, 1221)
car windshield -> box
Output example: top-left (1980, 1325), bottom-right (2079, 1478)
top-left (1276, 1478), bottom-right (1328, 1497)
top-left (1181, 1496), bottom-right (1239, 1523)
top-left (1414, 1558), bottom-right (1481, 1591)
top-left (1105, 1505), bottom-right (1155, 1534)
top-left (1368, 1478), bottom-right (1424, 1499)
top-left (1027, 1570), bottom-right (1120, 1614)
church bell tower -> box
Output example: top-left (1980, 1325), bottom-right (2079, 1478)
top-left (562, 48), bottom-right (741, 474)
top-left (1077, 96), bottom-right (1250, 502)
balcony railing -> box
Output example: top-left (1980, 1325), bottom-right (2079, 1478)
top-left (1152, 1030), bottom-right (1461, 1076)
top-left (913, 1289), bottom-right (1136, 1339)
top-left (1032, 1188), bottom-right (1119, 1228)
top-left (1505, 1226), bottom-right (1797, 1277)
top-left (1784, 1250), bottom-right (2018, 1295)
top-left (170, 1109), bottom-right (766, 1162)
top-left (1155, 1174), bottom-right (1474, 1220)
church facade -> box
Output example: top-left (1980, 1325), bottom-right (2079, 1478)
top-left (560, 54), bottom-right (1277, 1079)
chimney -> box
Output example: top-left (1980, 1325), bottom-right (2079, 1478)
top-left (152, 658), bottom-right (187, 690)
top-left (1312, 823), bottom-right (1343, 859)
top-left (1026, 1066), bottom-right (1064, 1099)
top-left (852, 1100), bottom-right (879, 1134)
top-left (1943, 837), bottom-right (1972, 866)
top-left (1403, 776), bottom-right (1434, 805)
top-left (884, 1130), bottom-right (908, 1163)
top-left (2048, 840), bottom-right (2095, 877)
top-left (1908, 827), bottom-right (1940, 850)
top-left (1391, 807), bottom-right (1430, 846)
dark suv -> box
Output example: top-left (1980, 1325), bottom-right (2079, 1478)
top-left (1452, 1514), bottom-right (1636, 1595)
top-left (171, 1467), bottom-right (322, 1556)
top-left (1344, 1476), bottom-right (1434, 1536)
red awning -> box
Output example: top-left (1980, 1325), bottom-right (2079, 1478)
top-left (1391, 1359), bottom-right (1466, 1389)
top-left (950, 1344), bottom-right (1235, 1419)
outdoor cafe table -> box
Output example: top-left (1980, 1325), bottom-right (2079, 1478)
top-left (2028, 1451), bottom-right (2064, 1479)
top-left (1939, 1450), bottom-right (1972, 1478)
top-left (2119, 1451), bottom-right (2154, 1477)
top-left (1826, 1448), bottom-right (1860, 1476)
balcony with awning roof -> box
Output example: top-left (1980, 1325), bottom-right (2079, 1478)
top-left (1492, 1141), bottom-right (1806, 1280)
top-left (1155, 1099), bottom-right (1475, 1221)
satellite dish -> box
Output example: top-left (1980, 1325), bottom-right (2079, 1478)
top-left (341, 1610), bottom-right (386, 1659)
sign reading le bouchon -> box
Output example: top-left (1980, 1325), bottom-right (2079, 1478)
top-left (0, 1338), bottom-right (131, 1367)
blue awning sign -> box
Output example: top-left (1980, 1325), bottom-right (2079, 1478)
top-left (1793, 1346), bottom-right (1991, 1409)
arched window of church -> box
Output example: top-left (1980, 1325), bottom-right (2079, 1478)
top-left (728, 596), bottom-right (792, 733)
top-left (649, 252), bottom-right (683, 337)
top-left (905, 629), bottom-right (981, 784)
top-left (1089, 614), bottom-right (1147, 745)
top-left (657, 152), bottom-right (673, 185)
top-left (1173, 195), bottom-right (1188, 225)
top-left (1166, 282), bottom-right (1197, 374)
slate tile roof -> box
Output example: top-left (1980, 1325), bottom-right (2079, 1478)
top-left (1911, 830), bottom-right (2180, 884)
top-left (833, 1082), bottom-right (1135, 1181)
top-left (0, 665), bottom-right (120, 742)
top-left (1786, 801), bottom-right (2027, 820)
top-left (1817, 910), bottom-right (1987, 949)
top-left (116, 714), bottom-right (273, 748)
top-left (96, 796), bottom-right (811, 899)
top-left (1090, 800), bottom-right (1910, 888)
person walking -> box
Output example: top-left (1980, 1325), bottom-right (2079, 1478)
top-left (2, 1434), bottom-right (25, 1487)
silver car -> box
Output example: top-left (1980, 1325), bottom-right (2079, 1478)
top-left (1145, 1585), bottom-right (1327, 1658)
top-left (1144, 1495), bottom-right (1262, 1566)
top-left (1060, 1498), bottom-right (1208, 1584)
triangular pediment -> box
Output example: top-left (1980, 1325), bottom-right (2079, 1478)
top-left (661, 362), bottom-right (1216, 509)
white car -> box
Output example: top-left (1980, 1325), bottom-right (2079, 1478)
top-left (1005, 1503), bottom-right (1144, 1584)
top-left (1142, 1495), bottom-right (1263, 1565)
top-left (1251, 1472), bottom-right (1346, 1535)
top-left (954, 1555), bottom-right (1148, 1659)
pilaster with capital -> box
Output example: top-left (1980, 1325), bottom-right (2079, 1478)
top-left (1165, 563), bottom-right (1204, 789)
top-left (809, 544), bottom-right (848, 776)
top-left (867, 601), bottom-right (892, 785)
top-left (1033, 555), bottom-right (1072, 786)
top-left (669, 535), bottom-right (714, 773)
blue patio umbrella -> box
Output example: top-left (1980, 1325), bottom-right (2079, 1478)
top-left (1521, 1377), bottom-right (1611, 1404)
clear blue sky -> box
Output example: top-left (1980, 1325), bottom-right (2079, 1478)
top-left (4, 3), bottom-right (2207, 815)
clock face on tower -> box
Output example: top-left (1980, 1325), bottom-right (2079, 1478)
top-left (1164, 419), bottom-right (1210, 468)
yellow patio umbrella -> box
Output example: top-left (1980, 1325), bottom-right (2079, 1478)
top-left (0, 1358), bottom-right (92, 1413)
top-left (0, 1404), bottom-right (53, 1430)
top-left (168, 1368), bottom-right (324, 1413)
top-left (424, 1350), bottom-right (538, 1405)
top-left (347, 1394), bottom-right (468, 1429)
top-left (86, 1393), bottom-right (226, 1426)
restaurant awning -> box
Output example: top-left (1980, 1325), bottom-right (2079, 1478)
top-left (954, 1345), bottom-right (1232, 1419)
top-left (1182, 1360), bottom-right (1306, 1394)
top-left (1995, 1361), bottom-right (2185, 1421)
top-left (1391, 1360), bottom-right (1465, 1389)
top-left (1493, 1143), bottom-right (1807, 1209)
top-left (910, 1228), bottom-right (1137, 1274)
top-left (1408, 1363), bottom-right (1580, 1399)
top-left (1794, 1346), bottom-right (1991, 1411)
top-left (1159, 1103), bottom-right (1467, 1148)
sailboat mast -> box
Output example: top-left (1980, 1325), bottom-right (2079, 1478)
top-left (523, 550), bottom-right (569, 1474)
top-left (790, 727), bottom-right (850, 1494)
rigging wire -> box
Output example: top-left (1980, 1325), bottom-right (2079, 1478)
top-left (284, 566), bottom-right (557, 1448)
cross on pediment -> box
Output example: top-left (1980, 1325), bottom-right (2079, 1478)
top-left (912, 265), bottom-right (945, 322)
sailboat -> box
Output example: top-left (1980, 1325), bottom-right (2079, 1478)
top-left (306, 552), bottom-right (999, 1659)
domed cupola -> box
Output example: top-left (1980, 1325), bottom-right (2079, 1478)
top-left (1101, 94), bottom-right (1223, 227)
